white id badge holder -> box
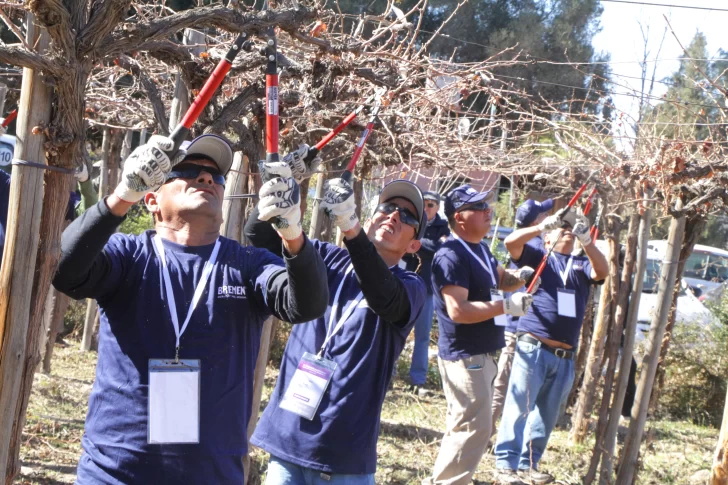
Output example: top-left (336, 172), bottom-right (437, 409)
top-left (148, 359), bottom-right (201, 444)
top-left (557, 289), bottom-right (577, 318)
top-left (279, 352), bottom-right (337, 420)
top-left (491, 289), bottom-right (508, 326)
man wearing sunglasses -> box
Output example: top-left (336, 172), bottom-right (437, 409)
top-left (245, 175), bottom-right (427, 484)
top-left (425, 185), bottom-right (537, 485)
top-left (400, 191), bottom-right (450, 396)
top-left (53, 134), bottom-right (328, 484)
top-left (494, 209), bottom-right (607, 485)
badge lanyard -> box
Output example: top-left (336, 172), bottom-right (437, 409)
top-left (454, 237), bottom-right (498, 286)
top-left (454, 236), bottom-right (508, 326)
top-left (550, 252), bottom-right (574, 287)
top-left (317, 264), bottom-right (364, 359)
top-left (550, 252), bottom-right (577, 318)
top-left (280, 263), bottom-right (362, 420)
top-left (153, 235), bottom-right (221, 361)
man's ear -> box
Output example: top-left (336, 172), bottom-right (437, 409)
top-left (144, 191), bottom-right (160, 216)
top-left (405, 239), bottom-right (422, 254)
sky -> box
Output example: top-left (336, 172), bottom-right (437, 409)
top-left (591, 0), bottom-right (727, 147)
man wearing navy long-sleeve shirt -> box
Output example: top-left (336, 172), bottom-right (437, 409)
top-left (53, 134), bottom-right (328, 484)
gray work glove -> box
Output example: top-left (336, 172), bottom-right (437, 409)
top-left (114, 135), bottom-right (186, 203)
top-left (503, 292), bottom-right (533, 317)
top-left (258, 162), bottom-right (302, 240)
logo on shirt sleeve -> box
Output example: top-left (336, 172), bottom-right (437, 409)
top-left (217, 285), bottom-right (246, 299)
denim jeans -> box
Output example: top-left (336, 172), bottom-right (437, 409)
top-left (409, 294), bottom-right (434, 386)
top-left (265, 455), bottom-right (375, 485)
top-left (494, 339), bottom-right (575, 471)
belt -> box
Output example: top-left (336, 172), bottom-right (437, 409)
top-left (517, 334), bottom-right (575, 360)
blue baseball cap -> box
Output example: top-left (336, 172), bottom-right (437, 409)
top-left (423, 191), bottom-right (441, 203)
top-left (515, 199), bottom-right (554, 227)
top-left (444, 184), bottom-right (495, 218)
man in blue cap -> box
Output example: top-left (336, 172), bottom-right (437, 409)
top-left (53, 134), bottom-right (328, 483)
top-left (425, 185), bottom-right (538, 485)
top-left (491, 198), bottom-right (554, 439)
top-left (514, 198), bottom-right (555, 251)
top-left (494, 208), bottom-right (608, 484)
top-left (246, 173), bottom-right (427, 484)
top-left (402, 190), bottom-right (450, 395)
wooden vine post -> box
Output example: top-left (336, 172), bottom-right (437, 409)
top-left (600, 205), bottom-right (652, 481)
top-left (569, 264), bottom-right (613, 445)
top-left (0, 14), bottom-right (54, 482)
top-left (616, 197), bottom-right (686, 485)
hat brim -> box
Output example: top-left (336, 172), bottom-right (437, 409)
top-left (462, 190), bottom-right (496, 207)
top-left (182, 135), bottom-right (234, 175)
top-left (379, 180), bottom-right (426, 239)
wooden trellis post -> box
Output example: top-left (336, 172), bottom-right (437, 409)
top-left (0, 14), bottom-right (53, 482)
top-left (616, 198), bottom-right (686, 485)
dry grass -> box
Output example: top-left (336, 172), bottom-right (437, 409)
top-left (15, 341), bottom-right (719, 485)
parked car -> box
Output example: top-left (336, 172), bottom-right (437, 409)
top-left (647, 241), bottom-right (728, 304)
top-left (634, 248), bottom-right (718, 346)
top-left (592, 241), bottom-right (717, 349)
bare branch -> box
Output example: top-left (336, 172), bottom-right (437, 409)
top-left (116, 55), bottom-right (169, 134)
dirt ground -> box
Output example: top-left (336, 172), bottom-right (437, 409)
top-left (14, 341), bottom-right (718, 485)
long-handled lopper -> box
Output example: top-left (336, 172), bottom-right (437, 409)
top-left (166, 33), bottom-right (253, 155)
top-left (340, 99), bottom-right (382, 183)
top-left (526, 182), bottom-right (591, 293)
top-left (2, 109), bottom-right (17, 129)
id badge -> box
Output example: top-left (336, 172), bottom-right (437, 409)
top-left (491, 289), bottom-right (508, 327)
top-left (148, 359), bottom-right (201, 444)
top-left (279, 352), bottom-right (337, 420)
top-left (557, 289), bottom-right (577, 318)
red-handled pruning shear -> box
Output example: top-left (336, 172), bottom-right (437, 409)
top-left (526, 182), bottom-right (591, 293)
top-left (302, 102), bottom-right (370, 166)
top-left (167, 33), bottom-right (253, 156)
top-left (2, 109), bottom-right (17, 128)
top-left (341, 95), bottom-right (384, 183)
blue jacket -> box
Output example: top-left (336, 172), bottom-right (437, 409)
top-left (404, 213), bottom-right (450, 294)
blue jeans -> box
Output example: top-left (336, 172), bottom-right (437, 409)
top-left (265, 456), bottom-right (375, 485)
top-left (409, 294), bottom-right (434, 386)
top-left (494, 339), bottom-right (575, 471)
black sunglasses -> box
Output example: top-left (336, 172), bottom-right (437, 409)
top-left (376, 202), bottom-right (421, 233)
top-left (425, 201), bottom-right (438, 208)
top-left (457, 201), bottom-right (490, 212)
top-left (166, 163), bottom-right (226, 186)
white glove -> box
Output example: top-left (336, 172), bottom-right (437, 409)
top-left (114, 135), bottom-right (186, 203)
top-left (258, 162), bottom-right (302, 240)
top-left (321, 178), bottom-right (359, 232)
top-left (538, 207), bottom-right (568, 232)
top-left (572, 216), bottom-right (592, 246)
top-left (0, 123), bottom-right (6, 137)
top-left (282, 144), bottom-right (321, 183)
top-left (74, 163), bottom-right (89, 183)
top-left (503, 292), bottom-right (533, 317)
top-left (515, 266), bottom-right (540, 293)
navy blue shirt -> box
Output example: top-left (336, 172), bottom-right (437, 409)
top-left (432, 236), bottom-right (505, 360)
top-left (76, 233), bottom-right (283, 484)
top-left (403, 213), bottom-right (450, 293)
top-left (504, 235), bottom-right (545, 333)
top-left (251, 240), bottom-right (425, 475)
top-left (514, 244), bottom-right (595, 348)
